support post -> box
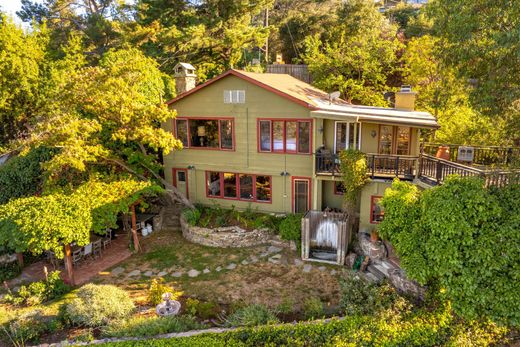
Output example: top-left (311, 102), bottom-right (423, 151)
top-left (64, 244), bottom-right (75, 286)
top-left (16, 252), bottom-right (24, 268)
top-left (131, 204), bottom-right (140, 252)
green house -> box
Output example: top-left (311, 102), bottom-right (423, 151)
top-left (163, 64), bottom-right (439, 234)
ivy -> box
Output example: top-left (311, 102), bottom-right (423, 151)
top-left (379, 177), bottom-right (520, 326)
top-left (338, 149), bottom-right (369, 213)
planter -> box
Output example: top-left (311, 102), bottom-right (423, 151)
top-left (370, 230), bottom-right (379, 243)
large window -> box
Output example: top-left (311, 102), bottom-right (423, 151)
top-left (370, 196), bottom-right (384, 223)
top-left (206, 172), bottom-right (271, 202)
top-left (378, 125), bottom-right (411, 155)
top-left (174, 118), bottom-right (234, 150)
top-left (335, 122), bottom-right (360, 153)
top-left (258, 119), bottom-right (311, 154)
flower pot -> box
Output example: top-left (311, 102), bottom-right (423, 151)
top-left (370, 230), bottom-right (379, 243)
top-left (436, 146), bottom-right (450, 161)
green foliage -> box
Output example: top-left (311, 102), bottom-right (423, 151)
top-left (302, 297), bottom-right (324, 320)
top-left (64, 284), bottom-right (135, 327)
top-left (0, 147), bottom-right (56, 204)
top-left (3, 271), bottom-right (70, 306)
top-left (0, 262), bottom-right (21, 282)
top-left (183, 208), bottom-right (201, 226)
top-left (339, 149), bottom-right (369, 213)
top-left (102, 315), bottom-right (205, 338)
top-left (278, 213), bottom-right (303, 242)
top-left (1, 310), bottom-right (57, 346)
top-left (379, 177), bottom-right (520, 326)
top-left (184, 298), bottom-right (219, 320)
top-left (225, 304), bottom-right (279, 327)
top-left (148, 278), bottom-right (182, 306)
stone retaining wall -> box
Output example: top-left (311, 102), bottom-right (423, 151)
top-left (180, 215), bottom-right (272, 248)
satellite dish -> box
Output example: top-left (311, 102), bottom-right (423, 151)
top-left (328, 91), bottom-right (341, 104)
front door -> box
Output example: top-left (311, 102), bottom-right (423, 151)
top-left (173, 169), bottom-right (189, 198)
top-left (293, 177), bottom-right (311, 213)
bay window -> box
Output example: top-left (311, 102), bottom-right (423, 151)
top-left (174, 118), bottom-right (234, 150)
top-left (206, 172), bottom-right (272, 203)
top-left (258, 119), bottom-right (311, 154)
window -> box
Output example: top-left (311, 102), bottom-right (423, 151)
top-left (174, 118), bottom-right (234, 150)
top-left (258, 119), bottom-right (312, 154)
top-left (334, 122), bottom-right (360, 153)
top-left (370, 196), bottom-right (384, 223)
top-left (206, 172), bottom-right (272, 203)
top-left (378, 125), bottom-right (411, 155)
top-left (224, 90), bottom-right (245, 104)
top-left (293, 177), bottom-right (310, 213)
top-left (334, 181), bottom-right (345, 195)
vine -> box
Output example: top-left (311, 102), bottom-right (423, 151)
top-left (338, 149), bottom-right (370, 214)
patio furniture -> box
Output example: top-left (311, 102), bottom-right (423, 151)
top-left (46, 251), bottom-right (59, 269)
top-left (92, 239), bottom-right (102, 258)
top-left (83, 243), bottom-right (93, 261)
top-left (72, 249), bottom-right (83, 266)
top-left (103, 236), bottom-right (111, 249)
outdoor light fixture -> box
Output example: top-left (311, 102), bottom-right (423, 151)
top-left (187, 165), bottom-right (195, 170)
top-left (371, 130), bottom-right (377, 138)
top-left (280, 171), bottom-right (290, 176)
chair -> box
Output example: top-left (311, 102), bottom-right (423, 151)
top-left (46, 251), bottom-right (59, 269)
top-left (103, 236), bottom-right (112, 249)
top-left (72, 249), bottom-right (83, 266)
top-left (92, 239), bottom-right (102, 258)
top-left (83, 243), bottom-right (93, 261)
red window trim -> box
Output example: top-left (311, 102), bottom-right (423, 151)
top-left (370, 195), bottom-right (384, 224)
top-left (257, 118), bottom-right (312, 155)
top-left (291, 176), bottom-right (312, 213)
top-left (205, 171), bottom-right (272, 204)
top-left (174, 117), bottom-right (235, 151)
top-left (333, 181), bottom-right (344, 195)
top-left (172, 168), bottom-right (189, 198)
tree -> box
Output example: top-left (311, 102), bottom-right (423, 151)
top-left (379, 177), bottom-right (520, 326)
top-left (303, 0), bottom-right (403, 105)
top-left (428, 0), bottom-right (520, 144)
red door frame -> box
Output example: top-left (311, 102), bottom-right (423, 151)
top-left (172, 168), bottom-right (189, 198)
top-left (291, 176), bottom-right (312, 213)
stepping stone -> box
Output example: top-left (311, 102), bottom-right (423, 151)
top-left (267, 246), bottom-right (282, 254)
top-left (270, 254), bottom-right (282, 260)
top-left (203, 268), bottom-right (210, 274)
top-left (249, 255), bottom-right (259, 263)
top-left (330, 269), bottom-right (337, 276)
top-left (226, 263), bottom-right (237, 270)
top-left (294, 259), bottom-right (304, 266)
top-left (215, 266), bottom-right (222, 272)
top-left (187, 269), bottom-right (200, 278)
top-left (259, 252), bottom-right (269, 258)
top-left (303, 264), bottom-right (313, 273)
top-left (268, 258), bottom-right (280, 264)
top-left (318, 266), bottom-right (326, 272)
top-left (127, 270), bottom-right (141, 277)
top-left (241, 260), bottom-right (249, 265)
top-left (111, 267), bottom-right (125, 276)
top-left (157, 271), bottom-right (168, 277)
top-left (171, 271), bottom-right (183, 278)
top-left (144, 270), bottom-right (154, 277)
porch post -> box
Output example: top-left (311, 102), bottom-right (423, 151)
top-left (64, 244), bottom-right (75, 286)
top-left (131, 204), bottom-right (140, 252)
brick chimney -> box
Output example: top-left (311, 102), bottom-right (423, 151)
top-left (174, 62), bottom-right (196, 95)
top-left (394, 85), bottom-right (417, 111)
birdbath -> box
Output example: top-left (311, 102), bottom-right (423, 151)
top-left (156, 292), bottom-right (181, 317)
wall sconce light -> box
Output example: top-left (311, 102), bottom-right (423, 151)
top-left (318, 127), bottom-right (324, 134)
top-left (370, 130), bottom-right (377, 138)
top-left (280, 171), bottom-right (290, 176)
top-left (187, 165), bottom-right (195, 170)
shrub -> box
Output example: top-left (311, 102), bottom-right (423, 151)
top-left (339, 275), bottom-right (399, 316)
top-left (183, 208), bottom-right (201, 226)
top-left (225, 304), bottom-right (279, 327)
top-left (302, 297), bottom-right (324, 320)
top-left (64, 284), bottom-right (135, 327)
top-left (0, 262), bottom-right (21, 282)
top-left (276, 297), bottom-right (295, 316)
top-left (185, 298), bottom-right (218, 320)
top-left (278, 214), bottom-right (302, 241)
top-left (1, 310), bottom-right (57, 346)
top-left (102, 315), bottom-right (205, 338)
top-left (4, 271), bottom-right (70, 306)
top-left (148, 278), bottom-right (182, 306)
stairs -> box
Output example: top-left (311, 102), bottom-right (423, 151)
top-left (160, 205), bottom-right (182, 231)
top-left (365, 260), bottom-right (399, 283)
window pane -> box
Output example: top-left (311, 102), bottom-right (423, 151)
top-left (239, 174), bottom-right (254, 200)
top-left (273, 121), bottom-right (284, 152)
top-left (286, 121), bottom-right (297, 152)
top-left (207, 172), bottom-right (221, 196)
top-left (259, 121), bottom-right (271, 151)
top-left (256, 176), bottom-right (271, 202)
top-left (371, 197), bottom-right (384, 223)
top-left (223, 173), bottom-right (237, 198)
top-left (298, 122), bottom-right (310, 153)
top-left (335, 123), bottom-right (347, 153)
top-left (379, 126), bottom-right (393, 155)
top-left (396, 127), bottom-right (410, 155)
top-left (334, 182), bottom-right (345, 194)
top-left (177, 171), bottom-right (186, 182)
top-left (348, 123), bottom-right (355, 149)
top-left (220, 120), bottom-right (233, 149)
top-left (176, 120), bottom-right (188, 147)
top-left (294, 180), bottom-right (309, 213)
top-left (189, 119), bottom-right (219, 148)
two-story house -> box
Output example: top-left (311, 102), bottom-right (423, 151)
top-left (163, 64), bottom-right (439, 234)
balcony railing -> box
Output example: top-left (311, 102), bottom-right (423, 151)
top-left (423, 143), bottom-right (520, 167)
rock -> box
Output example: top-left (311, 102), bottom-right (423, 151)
top-left (171, 271), bottom-right (183, 278)
top-left (249, 255), bottom-right (259, 263)
top-left (270, 254), bottom-right (282, 260)
top-left (187, 269), bottom-right (200, 277)
top-left (241, 260), bottom-right (249, 265)
top-left (345, 253), bottom-right (357, 269)
top-left (259, 252), bottom-right (269, 258)
top-left (144, 270), bottom-right (154, 277)
top-left (388, 268), bottom-right (426, 300)
top-left (289, 240), bottom-right (297, 251)
top-left (303, 264), bottom-right (313, 273)
top-left (268, 258), bottom-right (280, 264)
top-left (215, 266), bottom-right (222, 272)
top-left (226, 263), bottom-right (237, 270)
top-left (358, 233), bottom-right (386, 262)
top-left (111, 267), bottom-right (125, 276)
top-left (127, 270), bottom-right (141, 277)
top-left (267, 245), bottom-right (282, 254)
top-left (318, 266), bottom-right (326, 272)
top-left (294, 258), bottom-right (304, 266)
top-left (203, 268), bottom-right (210, 274)
top-left (157, 271), bottom-right (168, 277)
top-left (330, 269), bottom-right (337, 276)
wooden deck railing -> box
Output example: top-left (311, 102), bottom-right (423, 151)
top-left (423, 143), bottom-right (520, 166)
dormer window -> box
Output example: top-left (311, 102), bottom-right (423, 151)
top-left (224, 90), bottom-right (245, 104)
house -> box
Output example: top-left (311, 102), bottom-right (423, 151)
top-left (163, 63), bottom-right (440, 234)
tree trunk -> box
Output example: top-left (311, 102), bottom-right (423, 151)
top-left (64, 244), bottom-right (75, 286)
top-left (131, 204), bottom-right (140, 252)
top-left (16, 253), bottom-right (24, 268)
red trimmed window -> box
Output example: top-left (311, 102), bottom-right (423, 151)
top-left (370, 196), bottom-right (385, 223)
top-left (175, 118), bottom-right (234, 150)
top-left (206, 172), bottom-right (272, 202)
top-left (334, 182), bottom-right (345, 195)
top-left (258, 119), bottom-right (311, 154)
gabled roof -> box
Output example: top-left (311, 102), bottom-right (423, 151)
top-left (166, 69), bottom-right (439, 129)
